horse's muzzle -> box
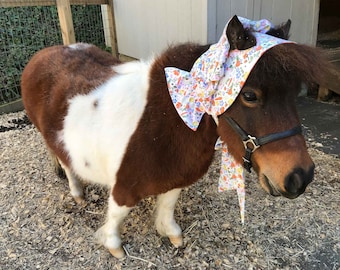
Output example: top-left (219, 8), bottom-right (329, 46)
top-left (283, 165), bottom-right (315, 199)
top-left (261, 164), bottom-right (315, 198)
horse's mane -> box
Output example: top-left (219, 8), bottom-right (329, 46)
top-left (248, 43), bottom-right (331, 91)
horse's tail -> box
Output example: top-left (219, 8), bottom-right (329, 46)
top-left (47, 147), bottom-right (66, 179)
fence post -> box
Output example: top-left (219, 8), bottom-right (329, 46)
top-left (56, 0), bottom-right (76, 45)
top-left (105, 1), bottom-right (118, 57)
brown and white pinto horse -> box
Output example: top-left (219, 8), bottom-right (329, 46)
top-left (21, 16), bottom-right (328, 258)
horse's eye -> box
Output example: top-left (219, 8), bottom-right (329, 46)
top-left (242, 91), bottom-right (257, 102)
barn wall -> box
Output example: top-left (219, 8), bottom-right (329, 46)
top-left (113, 0), bottom-right (320, 59)
top-left (260, 0), bottom-right (320, 46)
top-left (215, 0), bottom-right (255, 40)
top-left (113, 0), bottom-right (209, 59)
top-left (215, 0), bottom-right (320, 45)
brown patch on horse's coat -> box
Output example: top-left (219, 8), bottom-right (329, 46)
top-left (21, 45), bottom-right (121, 167)
top-left (112, 44), bottom-right (217, 206)
top-left (113, 113), bottom-right (218, 207)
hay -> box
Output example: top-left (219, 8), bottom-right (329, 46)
top-left (0, 111), bottom-right (339, 269)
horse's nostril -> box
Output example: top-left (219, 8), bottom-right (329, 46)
top-left (287, 172), bottom-right (303, 194)
top-left (284, 166), bottom-right (314, 196)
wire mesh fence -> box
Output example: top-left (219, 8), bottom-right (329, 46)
top-left (0, 3), bottom-right (109, 108)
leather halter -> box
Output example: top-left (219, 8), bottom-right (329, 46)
top-left (224, 117), bottom-right (302, 172)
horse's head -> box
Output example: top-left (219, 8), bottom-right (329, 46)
top-left (217, 17), bottom-right (329, 199)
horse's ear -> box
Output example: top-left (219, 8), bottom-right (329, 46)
top-left (266, 19), bottom-right (291, 40)
top-left (226, 15), bottom-right (256, 50)
top-left (226, 15), bottom-right (245, 49)
top-left (280, 19), bottom-right (292, 39)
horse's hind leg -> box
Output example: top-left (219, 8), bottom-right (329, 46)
top-left (47, 147), bottom-right (84, 203)
top-left (48, 148), bottom-right (66, 179)
top-left (155, 188), bottom-right (183, 247)
top-left (57, 160), bottom-right (85, 205)
top-left (95, 194), bottom-right (131, 258)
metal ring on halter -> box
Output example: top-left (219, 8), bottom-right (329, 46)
top-left (243, 135), bottom-right (261, 152)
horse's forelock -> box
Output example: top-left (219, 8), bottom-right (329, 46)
top-left (249, 43), bottom-right (331, 90)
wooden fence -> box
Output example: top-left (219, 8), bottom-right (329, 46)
top-left (0, 0), bottom-right (117, 54)
top-left (0, 0), bottom-right (117, 113)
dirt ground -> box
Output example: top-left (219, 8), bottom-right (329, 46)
top-left (0, 110), bottom-right (339, 270)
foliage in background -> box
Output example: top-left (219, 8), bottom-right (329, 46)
top-left (72, 5), bottom-right (105, 49)
top-left (0, 5), bottom-right (106, 105)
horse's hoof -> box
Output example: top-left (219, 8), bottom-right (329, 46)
top-left (169, 235), bottom-right (183, 248)
top-left (109, 247), bottom-right (125, 259)
top-left (74, 196), bottom-right (86, 207)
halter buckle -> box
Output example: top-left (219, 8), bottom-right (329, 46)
top-left (243, 135), bottom-right (260, 153)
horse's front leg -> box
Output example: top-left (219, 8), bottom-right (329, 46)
top-left (95, 194), bottom-right (131, 258)
top-left (155, 188), bottom-right (183, 247)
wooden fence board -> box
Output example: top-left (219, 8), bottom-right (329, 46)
top-left (56, 0), bottom-right (75, 44)
top-left (318, 48), bottom-right (340, 99)
top-left (104, 2), bottom-right (118, 56)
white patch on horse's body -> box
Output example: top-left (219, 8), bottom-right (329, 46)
top-left (112, 60), bottom-right (144, 74)
top-left (60, 61), bottom-right (151, 187)
top-left (68, 43), bottom-right (93, 50)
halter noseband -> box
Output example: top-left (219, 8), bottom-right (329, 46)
top-left (224, 117), bottom-right (302, 172)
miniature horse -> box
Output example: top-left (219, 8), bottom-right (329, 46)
top-left (21, 16), bottom-right (328, 258)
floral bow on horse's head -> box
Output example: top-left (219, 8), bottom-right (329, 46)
top-left (165, 15), bottom-right (291, 130)
top-left (164, 15), bottom-right (293, 224)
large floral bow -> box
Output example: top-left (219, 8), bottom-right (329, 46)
top-left (164, 16), bottom-right (292, 224)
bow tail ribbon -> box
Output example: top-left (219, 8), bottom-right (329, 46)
top-left (216, 139), bottom-right (245, 224)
